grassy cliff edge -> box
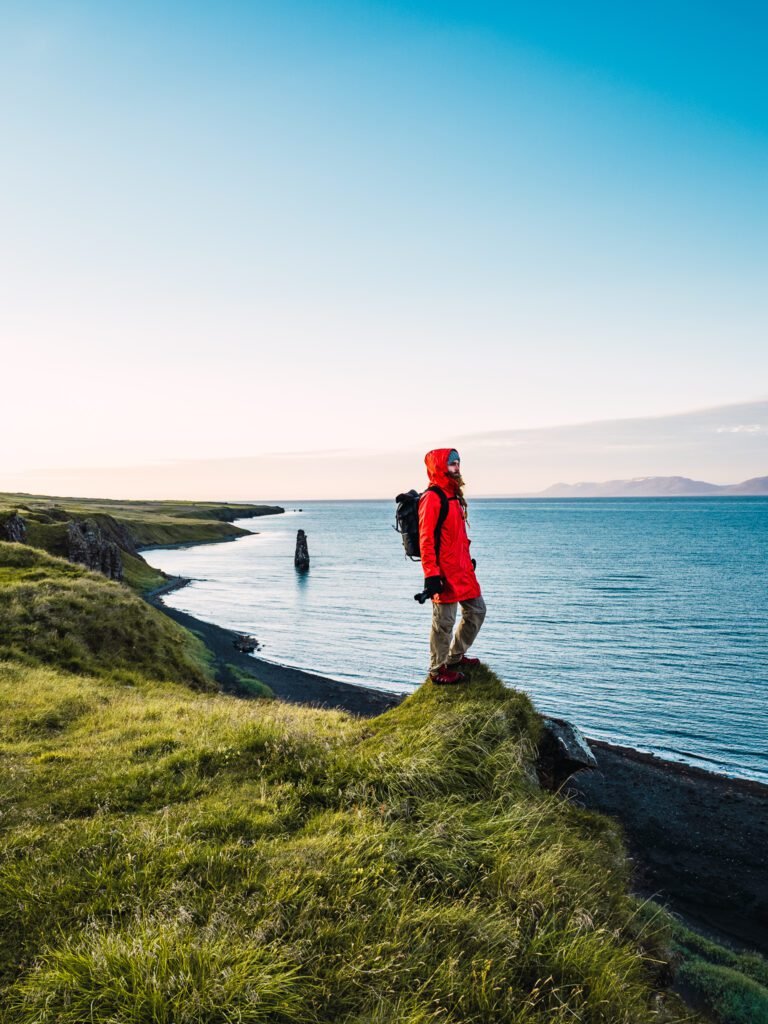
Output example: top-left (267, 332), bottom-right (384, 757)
top-left (0, 492), bottom-right (285, 594)
top-left (1, 524), bottom-right (765, 1022)
top-left (0, 660), bottom-right (684, 1023)
top-left (0, 542), bottom-right (689, 1023)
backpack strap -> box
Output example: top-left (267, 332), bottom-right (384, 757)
top-left (426, 485), bottom-right (450, 563)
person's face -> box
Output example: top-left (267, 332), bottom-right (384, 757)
top-left (446, 458), bottom-right (461, 478)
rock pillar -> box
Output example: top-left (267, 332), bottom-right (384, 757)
top-left (294, 529), bottom-right (310, 571)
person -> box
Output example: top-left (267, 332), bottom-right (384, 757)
top-left (418, 448), bottom-right (486, 684)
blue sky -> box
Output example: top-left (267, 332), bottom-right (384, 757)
top-left (1, 1), bottom-right (766, 493)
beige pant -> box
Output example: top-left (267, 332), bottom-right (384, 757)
top-left (429, 596), bottom-right (487, 671)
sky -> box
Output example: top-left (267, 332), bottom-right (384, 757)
top-left (5, 400), bottom-right (766, 500)
top-left (1, 1), bottom-right (766, 497)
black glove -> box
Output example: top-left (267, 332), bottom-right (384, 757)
top-left (424, 575), bottom-right (444, 597)
top-left (471, 558), bottom-right (477, 570)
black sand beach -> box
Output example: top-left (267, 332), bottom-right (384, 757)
top-left (567, 741), bottom-right (768, 954)
top-left (149, 579), bottom-right (768, 958)
top-left (149, 581), bottom-right (401, 717)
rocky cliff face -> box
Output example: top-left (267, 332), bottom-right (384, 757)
top-left (91, 516), bottom-right (138, 557)
top-left (0, 512), bottom-right (27, 543)
top-left (66, 519), bottom-right (124, 581)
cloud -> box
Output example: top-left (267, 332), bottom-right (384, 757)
top-left (715, 424), bottom-right (766, 434)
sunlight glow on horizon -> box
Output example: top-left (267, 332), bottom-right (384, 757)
top-left (3, 401), bottom-right (766, 501)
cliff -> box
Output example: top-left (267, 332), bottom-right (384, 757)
top-left (0, 538), bottom-right (693, 1023)
top-left (0, 493), bottom-right (284, 591)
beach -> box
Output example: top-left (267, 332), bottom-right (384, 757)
top-left (149, 580), bottom-right (402, 717)
top-left (568, 741), bottom-right (768, 954)
top-left (151, 579), bottom-right (768, 956)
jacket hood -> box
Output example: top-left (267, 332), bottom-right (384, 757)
top-left (424, 448), bottom-right (458, 493)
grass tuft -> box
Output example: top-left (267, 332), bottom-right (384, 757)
top-left (8, 917), bottom-right (313, 1024)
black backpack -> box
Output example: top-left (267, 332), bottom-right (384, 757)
top-left (394, 486), bottom-right (449, 561)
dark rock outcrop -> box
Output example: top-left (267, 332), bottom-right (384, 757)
top-left (537, 716), bottom-right (598, 790)
top-left (233, 633), bottom-right (260, 653)
top-left (66, 519), bottom-right (124, 581)
top-left (295, 529), bottom-right (310, 571)
top-left (0, 512), bottom-right (27, 543)
top-left (91, 516), bottom-right (138, 557)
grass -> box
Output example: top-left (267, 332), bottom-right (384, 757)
top-left (225, 662), bottom-right (276, 699)
top-left (121, 551), bottom-right (170, 593)
top-left (0, 492), bottom-right (283, 525)
top-left (0, 646), bottom-right (691, 1023)
top-left (667, 916), bottom-right (768, 1024)
top-left (0, 543), bottom-right (214, 687)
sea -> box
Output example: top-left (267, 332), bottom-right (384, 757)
top-left (146, 498), bottom-right (768, 784)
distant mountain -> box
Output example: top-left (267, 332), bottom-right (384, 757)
top-left (530, 475), bottom-right (768, 497)
top-left (722, 475), bottom-right (768, 495)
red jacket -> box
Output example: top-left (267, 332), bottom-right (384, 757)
top-left (418, 448), bottom-right (481, 604)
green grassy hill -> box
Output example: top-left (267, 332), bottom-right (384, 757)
top-left (0, 543), bottom-right (213, 687)
top-left (1, 530), bottom-right (765, 1023)
top-left (0, 657), bottom-right (684, 1024)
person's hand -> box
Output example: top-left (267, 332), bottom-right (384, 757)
top-left (471, 558), bottom-right (477, 570)
top-left (424, 576), bottom-right (444, 597)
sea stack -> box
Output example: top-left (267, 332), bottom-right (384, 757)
top-left (295, 529), bottom-right (310, 571)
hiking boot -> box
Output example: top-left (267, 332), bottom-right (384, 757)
top-left (448, 655), bottom-right (480, 670)
top-left (429, 665), bottom-right (466, 685)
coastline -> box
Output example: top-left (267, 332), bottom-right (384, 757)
top-left (139, 534), bottom-right (252, 552)
top-left (148, 579), bottom-right (401, 717)
top-left (144, 552), bottom-right (768, 956)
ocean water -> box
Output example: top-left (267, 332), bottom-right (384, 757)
top-left (146, 498), bottom-right (768, 784)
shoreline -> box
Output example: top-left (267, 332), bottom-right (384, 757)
top-left (143, 551), bottom-right (768, 955)
top-left (148, 578), bottom-right (401, 718)
top-left (139, 533), bottom-right (255, 553)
